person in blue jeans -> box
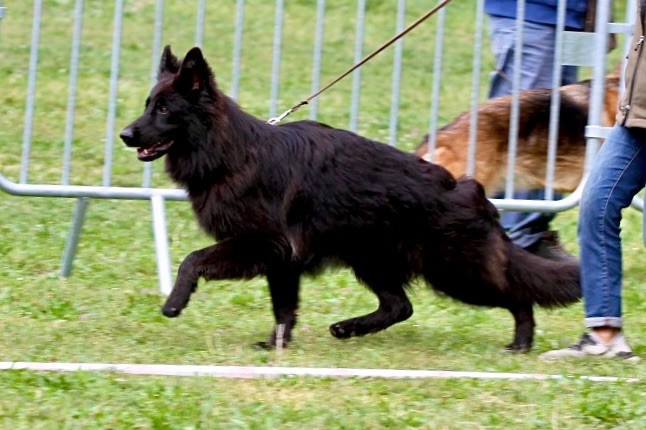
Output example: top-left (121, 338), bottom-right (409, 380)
top-left (485, 0), bottom-right (589, 259)
top-left (541, 0), bottom-right (645, 361)
top-left (540, 126), bottom-right (644, 360)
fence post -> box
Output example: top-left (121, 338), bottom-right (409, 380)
top-left (151, 195), bottom-right (172, 296)
top-left (60, 197), bottom-right (90, 277)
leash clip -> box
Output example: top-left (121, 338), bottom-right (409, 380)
top-left (267, 100), bottom-right (308, 125)
top-left (267, 108), bottom-right (293, 126)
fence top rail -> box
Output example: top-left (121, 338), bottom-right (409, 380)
top-left (0, 172), bottom-right (186, 201)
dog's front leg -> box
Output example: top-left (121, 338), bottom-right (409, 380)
top-left (161, 239), bottom-right (270, 318)
top-left (161, 249), bottom-right (204, 318)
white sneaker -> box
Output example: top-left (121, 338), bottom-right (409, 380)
top-left (540, 332), bottom-right (640, 362)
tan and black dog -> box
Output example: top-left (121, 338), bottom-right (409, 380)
top-left (415, 77), bottom-right (620, 195)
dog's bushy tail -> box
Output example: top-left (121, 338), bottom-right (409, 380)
top-left (507, 243), bottom-right (581, 307)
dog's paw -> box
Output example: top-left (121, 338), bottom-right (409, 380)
top-left (329, 323), bottom-right (354, 339)
top-left (504, 342), bottom-right (531, 353)
top-left (253, 341), bottom-right (274, 350)
top-left (161, 305), bottom-right (182, 318)
top-left (252, 339), bottom-right (290, 350)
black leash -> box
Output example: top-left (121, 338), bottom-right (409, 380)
top-left (267, 0), bottom-right (455, 125)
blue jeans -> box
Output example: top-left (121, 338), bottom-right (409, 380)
top-left (488, 16), bottom-right (579, 98)
top-left (488, 16), bottom-right (578, 248)
top-left (579, 125), bottom-right (646, 328)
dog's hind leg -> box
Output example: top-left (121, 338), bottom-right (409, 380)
top-left (255, 267), bottom-right (301, 349)
top-left (505, 304), bottom-right (536, 352)
top-left (161, 237), bottom-right (279, 318)
top-left (329, 288), bottom-right (413, 339)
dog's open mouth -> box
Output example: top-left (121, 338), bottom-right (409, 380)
top-left (136, 140), bottom-right (174, 162)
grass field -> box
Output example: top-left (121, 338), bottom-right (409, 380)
top-left (0, 1), bottom-right (644, 429)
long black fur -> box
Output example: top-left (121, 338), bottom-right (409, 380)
top-left (120, 46), bottom-right (581, 352)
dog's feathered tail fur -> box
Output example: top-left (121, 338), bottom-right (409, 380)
top-left (507, 244), bottom-right (580, 307)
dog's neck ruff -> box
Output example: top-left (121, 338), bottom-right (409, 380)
top-left (166, 95), bottom-right (271, 192)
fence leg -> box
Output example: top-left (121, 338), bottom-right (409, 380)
top-left (151, 195), bottom-right (172, 296)
top-left (60, 197), bottom-right (89, 277)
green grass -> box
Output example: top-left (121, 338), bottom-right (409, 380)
top-left (0, 371), bottom-right (643, 429)
top-left (0, 1), bottom-right (644, 429)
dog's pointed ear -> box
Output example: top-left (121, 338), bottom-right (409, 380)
top-left (176, 47), bottom-right (216, 96)
top-left (158, 45), bottom-right (180, 78)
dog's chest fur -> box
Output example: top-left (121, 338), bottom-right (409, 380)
top-left (186, 173), bottom-right (283, 240)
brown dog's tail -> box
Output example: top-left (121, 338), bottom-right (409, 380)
top-left (507, 243), bottom-right (581, 307)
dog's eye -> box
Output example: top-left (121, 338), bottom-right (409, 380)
top-left (157, 104), bottom-right (169, 115)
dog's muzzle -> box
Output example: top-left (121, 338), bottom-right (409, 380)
top-left (120, 127), bottom-right (174, 162)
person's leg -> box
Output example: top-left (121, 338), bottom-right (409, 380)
top-left (488, 15), bottom-right (517, 98)
top-left (488, 18), bottom-right (559, 97)
top-left (499, 189), bottom-right (575, 260)
top-left (501, 189), bottom-right (555, 248)
top-left (561, 65), bottom-right (579, 85)
top-left (579, 126), bottom-right (646, 330)
top-left (487, 18), bottom-right (572, 253)
top-left (541, 125), bottom-right (646, 360)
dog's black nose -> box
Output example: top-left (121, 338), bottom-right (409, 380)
top-left (120, 127), bottom-right (134, 145)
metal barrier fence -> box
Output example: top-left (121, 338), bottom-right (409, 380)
top-left (0, 0), bottom-right (642, 294)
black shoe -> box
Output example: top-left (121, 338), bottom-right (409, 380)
top-left (526, 231), bottom-right (577, 263)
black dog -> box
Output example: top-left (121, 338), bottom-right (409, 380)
top-left (120, 46), bottom-right (580, 352)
